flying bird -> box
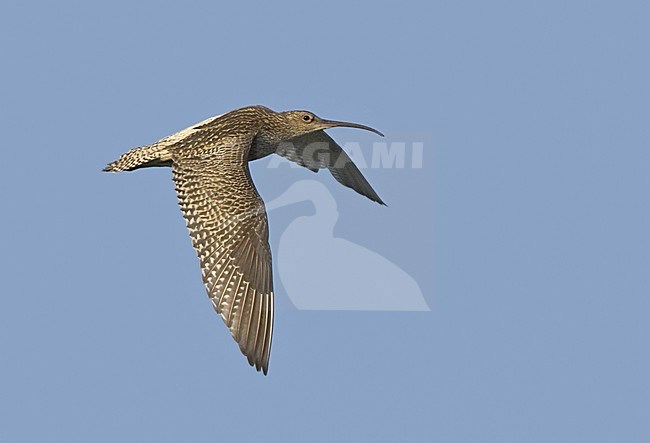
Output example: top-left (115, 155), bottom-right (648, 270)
top-left (103, 105), bottom-right (384, 374)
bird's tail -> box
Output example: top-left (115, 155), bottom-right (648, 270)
top-left (103, 144), bottom-right (172, 172)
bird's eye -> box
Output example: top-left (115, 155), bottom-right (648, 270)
top-left (302, 114), bottom-right (313, 122)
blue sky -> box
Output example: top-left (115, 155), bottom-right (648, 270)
top-left (1, 1), bottom-right (649, 442)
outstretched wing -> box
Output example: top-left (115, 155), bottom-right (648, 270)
top-left (276, 131), bottom-right (386, 205)
top-left (172, 137), bottom-right (273, 374)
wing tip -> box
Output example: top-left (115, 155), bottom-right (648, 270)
top-left (374, 196), bottom-right (388, 206)
top-left (240, 332), bottom-right (270, 376)
top-left (244, 350), bottom-right (269, 375)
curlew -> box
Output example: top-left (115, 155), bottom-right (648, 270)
top-left (104, 105), bottom-right (384, 374)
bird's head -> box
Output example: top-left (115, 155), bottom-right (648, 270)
top-left (266, 110), bottom-right (384, 143)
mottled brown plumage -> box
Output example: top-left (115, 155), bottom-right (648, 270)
top-left (104, 105), bottom-right (384, 374)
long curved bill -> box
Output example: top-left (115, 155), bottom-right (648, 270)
top-left (320, 119), bottom-right (384, 137)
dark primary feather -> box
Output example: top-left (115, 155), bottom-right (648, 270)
top-left (274, 131), bottom-right (386, 205)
